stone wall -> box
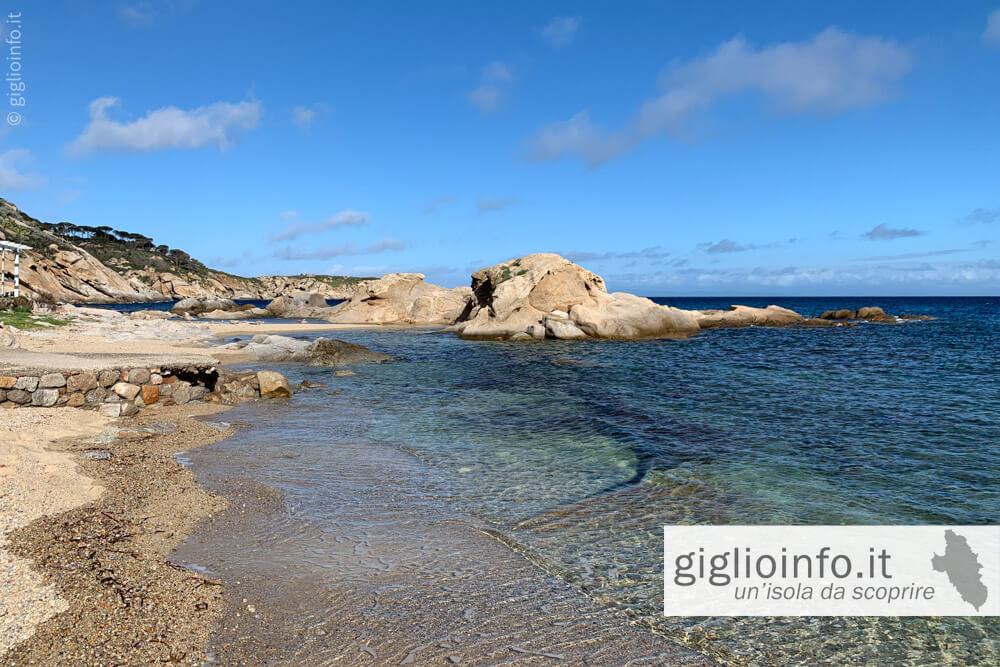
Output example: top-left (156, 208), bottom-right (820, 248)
top-left (0, 366), bottom-right (291, 416)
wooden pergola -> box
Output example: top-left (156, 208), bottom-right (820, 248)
top-left (0, 240), bottom-right (29, 298)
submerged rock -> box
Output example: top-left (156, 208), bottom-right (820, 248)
top-left (307, 338), bottom-right (392, 366)
top-left (326, 273), bottom-right (472, 325)
top-left (449, 253), bottom-right (699, 340)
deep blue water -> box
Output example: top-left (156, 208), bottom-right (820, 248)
top-left (181, 296), bottom-right (999, 663)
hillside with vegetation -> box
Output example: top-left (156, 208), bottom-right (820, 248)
top-left (0, 198), bottom-right (373, 303)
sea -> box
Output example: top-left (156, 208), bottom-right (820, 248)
top-left (108, 296), bottom-right (999, 663)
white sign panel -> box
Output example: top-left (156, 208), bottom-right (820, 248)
top-left (663, 526), bottom-right (1000, 616)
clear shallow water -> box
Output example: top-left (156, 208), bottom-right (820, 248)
top-left (183, 297), bottom-right (999, 663)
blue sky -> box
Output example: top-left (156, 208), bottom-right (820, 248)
top-left (1, 1), bottom-right (998, 295)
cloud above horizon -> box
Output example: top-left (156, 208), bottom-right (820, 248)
top-left (984, 9), bottom-right (1000, 47)
top-left (959, 207), bottom-right (999, 225)
top-left (565, 246), bottom-right (670, 263)
top-left (118, 1), bottom-right (195, 28)
top-left (477, 196), bottom-right (516, 214)
top-left (541, 17), bottom-right (581, 48)
top-left (267, 209), bottom-right (371, 243)
top-left (0, 149), bottom-right (43, 190)
top-left (274, 238), bottom-right (408, 260)
top-left (291, 102), bottom-right (330, 128)
top-left (421, 194), bottom-right (457, 215)
top-left (468, 61), bottom-right (514, 113)
top-left (862, 223), bottom-right (922, 240)
top-left (67, 96), bottom-right (261, 156)
top-left (526, 27), bottom-right (912, 166)
top-left (606, 258), bottom-right (1000, 294)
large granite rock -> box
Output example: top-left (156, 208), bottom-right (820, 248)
top-left (696, 305), bottom-right (806, 329)
top-left (264, 292), bottom-right (331, 318)
top-left (220, 334), bottom-right (391, 366)
top-left (449, 254), bottom-right (699, 340)
top-left (171, 296), bottom-right (238, 315)
top-left (326, 273), bottom-right (471, 325)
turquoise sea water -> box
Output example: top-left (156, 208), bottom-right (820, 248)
top-left (180, 297), bottom-right (999, 663)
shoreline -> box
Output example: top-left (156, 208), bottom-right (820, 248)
top-left (2, 403), bottom-right (235, 665)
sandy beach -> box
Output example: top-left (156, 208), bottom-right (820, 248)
top-left (0, 408), bottom-right (107, 654)
top-left (2, 402), bottom-right (235, 665)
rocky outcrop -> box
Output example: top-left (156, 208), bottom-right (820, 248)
top-left (326, 273), bottom-right (472, 325)
top-left (264, 292), bottom-right (332, 318)
top-left (219, 334), bottom-right (391, 366)
top-left (170, 296), bottom-right (238, 315)
top-left (696, 305), bottom-right (805, 329)
top-left (449, 254), bottom-right (699, 340)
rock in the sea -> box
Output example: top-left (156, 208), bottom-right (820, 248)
top-left (257, 370), bottom-right (293, 398)
top-left (307, 338), bottom-right (392, 366)
top-left (819, 309), bottom-right (857, 320)
top-left (326, 273), bottom-right (471, 325)
top-left (221, 334), bottom-right (391, 366)
top-left (450, 253), bottom-right (699, 340)
top-left (856, 306), bottom-right (896, 322)
top-left (170, 296), bottom-right (238, 316)
top-left (696, 305), bottom-right (805, 329)
top-left (818, 306), bottom-right (907, 323)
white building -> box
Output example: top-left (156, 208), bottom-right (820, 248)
top-left (0, 240), bottom-right (30, 298)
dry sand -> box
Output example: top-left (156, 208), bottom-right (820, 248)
top-left (0, 408), bottom-right (108, 654)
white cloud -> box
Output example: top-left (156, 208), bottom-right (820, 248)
top-left (291, 102), bottom-right (330, 128)
top-left (526, 27), bottom-right (912, 166)
top-left (862, 223), bottom-right (922, 240)
top-left (67, 96), bottom-right (261, 156)
top-left (292, 106), bottom-right (316, 127)
top-left (0, 149), bottom-right (43, 190)
top-left (274, 238), bottom-right (408, 260)
top-left (985, 9), bottom-right (1000, 47)
top-left (119, 1), bottom-right (195, 27)
top-left (477, 196), bottom-right (515, 214)
top-left (541, 17), bottom-right (581, 48)
top-left (960, 208), bottom-right (1000, 225)
top-left (525, 111), bottom-right (632, 167)
top-left (268, 209), bottom-right (371, 243)
top-left (468, 61), bottom-right (514, 113)
top-left (421, 194), bottom-right (457, 215)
